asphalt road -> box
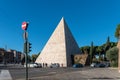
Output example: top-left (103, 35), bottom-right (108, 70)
top-left (9, 67), bottom-right (85, 80)
top-left (0, 64), bottom-right (120, 80)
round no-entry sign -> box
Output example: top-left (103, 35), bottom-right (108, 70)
top-left (22, 22), bottom-right (28, 30)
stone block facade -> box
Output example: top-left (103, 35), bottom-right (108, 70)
top-left (35, 17), bottom-right (81, 67)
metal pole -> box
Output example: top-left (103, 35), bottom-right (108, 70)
top-left (24, 31), bottom-right (28, 80)
top-left (25, 41), bottom-right (28, 80)
top-left (22, 22), bottom-right (29, 80)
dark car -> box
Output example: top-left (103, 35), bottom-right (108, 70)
top-left (90, 62), bottom-right (100, 68)
top-left (35, 63), bottom-right (42, 68)
top-left (90, 62), bottom-right (106, 68)
top-left (50, 63), bottom-right (60, 68)
top-left (98, 63), bottom-right (106, 68)
top-left (105, 62), bottom-right (110, 67)
top-left (73, 63), bottom-right (83, 68)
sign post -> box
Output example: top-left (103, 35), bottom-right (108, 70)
top-left (22, 22), bottom-right (29, 80)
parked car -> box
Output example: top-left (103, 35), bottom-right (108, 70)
top-left (98, 63), bottom-right (106, 68)
top-left (24, 63), bottom-right (42, 68)
top-left (73, 63), bottom-right (83, 68)
top-left (105, 62), bottom-right (110, 67)
top-left (34, 63), bottom-right (42, 68)
top-left (90, 62), bottom-right (106, 68)
top-left (91, 62), bottom-right (102, 68)
top-left (50, 63), bottom-right (60, 68)
top-left (90, 63), bottom-right (97, 67)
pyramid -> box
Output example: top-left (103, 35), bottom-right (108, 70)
top-left (35, 17), bottom-right (81, 67)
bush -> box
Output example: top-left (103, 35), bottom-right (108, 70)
top-left (106, 47), bottom-right (118, 67)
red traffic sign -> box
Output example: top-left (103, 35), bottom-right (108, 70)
top-left (22, 22), bottom-right (28, 30)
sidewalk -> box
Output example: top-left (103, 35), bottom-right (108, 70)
top-left (0, 64), bottom-right (24, 69)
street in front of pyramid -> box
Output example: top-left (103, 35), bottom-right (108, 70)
top-left (0, 64), bottom-right (120, 80)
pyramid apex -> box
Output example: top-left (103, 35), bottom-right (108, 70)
top-left (62, 16), bottom-right (64, 19)
top-left (61, 17), bottom-right (65, 21)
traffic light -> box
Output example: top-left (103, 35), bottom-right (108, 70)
top-left (24, 41), bottom-right (27, 53)
top-left (23, 41), bottom-right (32, 53)
top-left (27, 42), bottom-right (32, 53)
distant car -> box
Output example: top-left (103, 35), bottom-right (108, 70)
top-left (90, 63), bottom-right (97, 67)
top-left (90, 62), bottom-right (106, 68)
top-left (50, 63), bottom-right (60, 68)
top-left (105, 62), bottom-right (110, 67)
top-left (73, 63), bottom-right (83, 68)
top-left (34, 63), bottom-right (42, 68)
top-left (24, 63), bottom-right (42, 68)
top-left (98, 63), bottom-right (106, 68)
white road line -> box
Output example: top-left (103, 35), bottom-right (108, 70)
top-left (48, 71), bottom-right (56, 74)
top-left (0, 70), bottom-right (12, 80)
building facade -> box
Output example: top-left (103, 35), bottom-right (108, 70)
top-left (0, 48), bottom-right (23, 64)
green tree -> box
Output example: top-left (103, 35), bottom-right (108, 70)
top-left (92, 56), bottom-right (98, 63)
top-left (115, 24), bottom-right (120, 39)
top-left (106, 47), bottom-right (118, 67)
top-left (31, 54), bottom-right (38, 62)
top-left (80, 46), bottom-right (90, 54)
top-left (90, 42), bottom-right (94, 64)
top-left (96, 46), bottom-right (104, 62)
top-left (103, 36), bottom-right (111, 61)
top-left (21, 54), bottom-right (31, 64)
top-left (104, 36), bottom-right (110, 51)
top-left (28, 55), bottom-right (32, 63)
top-left (110, 42), bottom-right (117, 47)
top-left (93, 46), bottom-right (98, 55)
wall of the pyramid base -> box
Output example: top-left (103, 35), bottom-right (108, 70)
top-left (73, 54), bottom-right (88, 65)
top-left (35, 56), bottom-right (74, 67)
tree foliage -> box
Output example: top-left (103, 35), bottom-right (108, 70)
top-left (115, 24), bottom-right (120, 39)
top-left (80, 40), bottom-right (117, 64)
top-left (106, 47), bottom-right (118, 67)
top-left (90, 42), bottom-right (94, 64)
top-left (80, 46), bottom-right (90, 54)
top-left (31, 54), bottom-right (39, 62)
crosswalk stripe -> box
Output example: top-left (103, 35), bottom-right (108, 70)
top-left (0, 70), bottom-right (12, 80)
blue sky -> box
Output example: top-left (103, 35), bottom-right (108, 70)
top-left (0, 0), bottom-right (120, 54)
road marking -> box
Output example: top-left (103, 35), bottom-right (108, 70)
top-left (0, 70), bottom-right (12, 80)
top-left (48, 71), bottom-right (56, 74)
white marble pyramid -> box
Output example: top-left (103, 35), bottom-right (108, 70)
top-left (35, 17), bottom-right (81, 67)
